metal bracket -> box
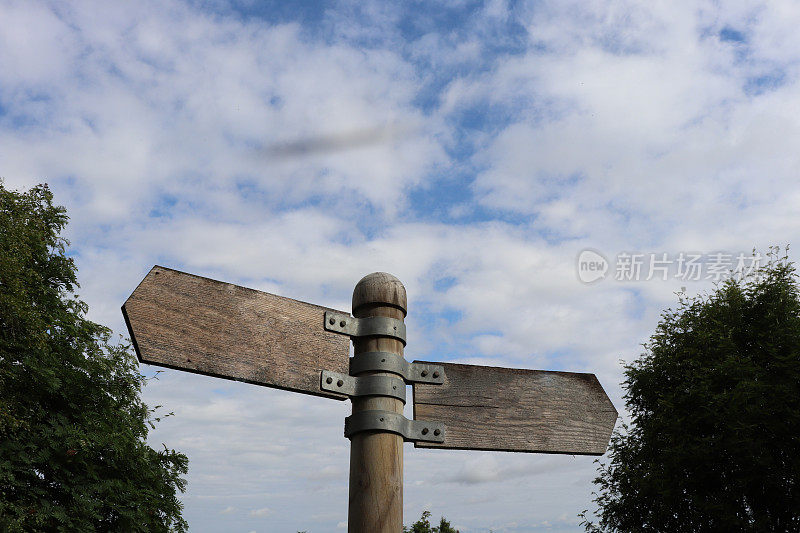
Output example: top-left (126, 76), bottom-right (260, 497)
top-left (349, 351), bottom-right (444, 384)
top-left (320, 371), bottom-right (406, 403)
top-left (324, 311), bottom-right (407, 345)
top-left (344, 410), bottom-right (445, 443)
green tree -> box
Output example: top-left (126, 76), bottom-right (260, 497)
top-left (404, 510), bottom-right (460, 533)
top-left (582, 249), bottom-right (800, 532)
top-left (0, 183), bottom-right (188, 531)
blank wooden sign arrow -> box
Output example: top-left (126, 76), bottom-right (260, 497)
top-left (122, 266), bottom-right (350, 399)
top-left (412, 361), bottom-right (617, 455)
top-left (122, 266), bottom-right (619, 531)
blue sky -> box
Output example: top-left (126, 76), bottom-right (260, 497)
top-left (3, 0), bottom-right (800, 531)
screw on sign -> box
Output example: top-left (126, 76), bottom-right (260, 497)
top-left (122, 266), bottom-right (618, 533)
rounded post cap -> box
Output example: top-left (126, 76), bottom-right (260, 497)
top-left (352, 272), bottom-right (407, 316)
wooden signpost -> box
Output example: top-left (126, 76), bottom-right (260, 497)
top-left (123, 265), bottom-right (617, 532)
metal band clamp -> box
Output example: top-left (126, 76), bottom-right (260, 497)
top-left (344, 410), bottom-right (445, 443)
top-left (324, 311), bottom-right (406, 345)
top-left (349, 351), bottom-right (444, 384)
top-left (320, 371), bottom-right (406, 403)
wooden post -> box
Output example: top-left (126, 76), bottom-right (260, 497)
top-left (348, 272), bottom-right (407, 533)
top-left (123, 266), bottom-right (618, 531)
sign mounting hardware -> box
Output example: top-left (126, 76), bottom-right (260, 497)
top-left (324, 311), bottom-right (407, 344)
top-left (345, 410), bottom-right (445, 443)
top-left (122, 266), bottom-right (618, 533)
top-left (320, 370), bottom-right (407, 402)
top-left (348, 351), bottom-right (444, 384)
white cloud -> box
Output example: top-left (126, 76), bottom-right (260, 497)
top-left (460, 1), bottom-right (800, 256)
top-left (4, 1), bottom-right (800, 532)
top-left (0, 2), bottom-right (80, 86)
top-left (0, 0), bottom-right (448, 224)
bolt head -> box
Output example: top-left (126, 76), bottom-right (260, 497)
top-left (433, 429), bottom-right (441, 436)
top-left (433, 371), bottom-right (440, 378)
top-left (329, 317), bottom-right (335, 325)
top-left (326, 377), bottom-right (333, 384)
top-left (420, 370), bottom-right (428, 377)
top-left (337, 379), bottom-right (344, 387)
top-left (421, 427), bottom-right (429, 435)
top-left (340, 320), bottom-right (346, 327)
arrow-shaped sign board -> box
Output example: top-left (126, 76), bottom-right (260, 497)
top-left (412, 362), bottom-right (617, 455)
top-left (122, 266), bottom-right (619, 531)
top-left (122, 266), bottom-right (350, 399)
top-left (122, 266), bottom-right (617, 453)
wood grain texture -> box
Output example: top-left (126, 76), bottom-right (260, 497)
top-left (351, 272), bottom-right (407, 317)
top-left (348, 273), bottom-right (406, 533)
top-left (122, 265), bottom-right (350, 400)
top-left (412, 362), bottom-right (618, 455)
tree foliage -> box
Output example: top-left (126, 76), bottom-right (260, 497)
top-left (583, 249), bottom-right (800, 532)
top-left (404, 510), bottom-right (460, 533)
top-left (0, 182), bottom-right (188, 531)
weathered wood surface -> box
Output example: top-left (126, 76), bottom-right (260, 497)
top-left (348, 273), bottom-right (407, 533)
top-left (412, 362), bottom-right (618, 455)
top-left (122, 266), bottom-right (350, 399)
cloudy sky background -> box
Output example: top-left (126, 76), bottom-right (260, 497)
top-left (3, 0), bottom-right (800, 531)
